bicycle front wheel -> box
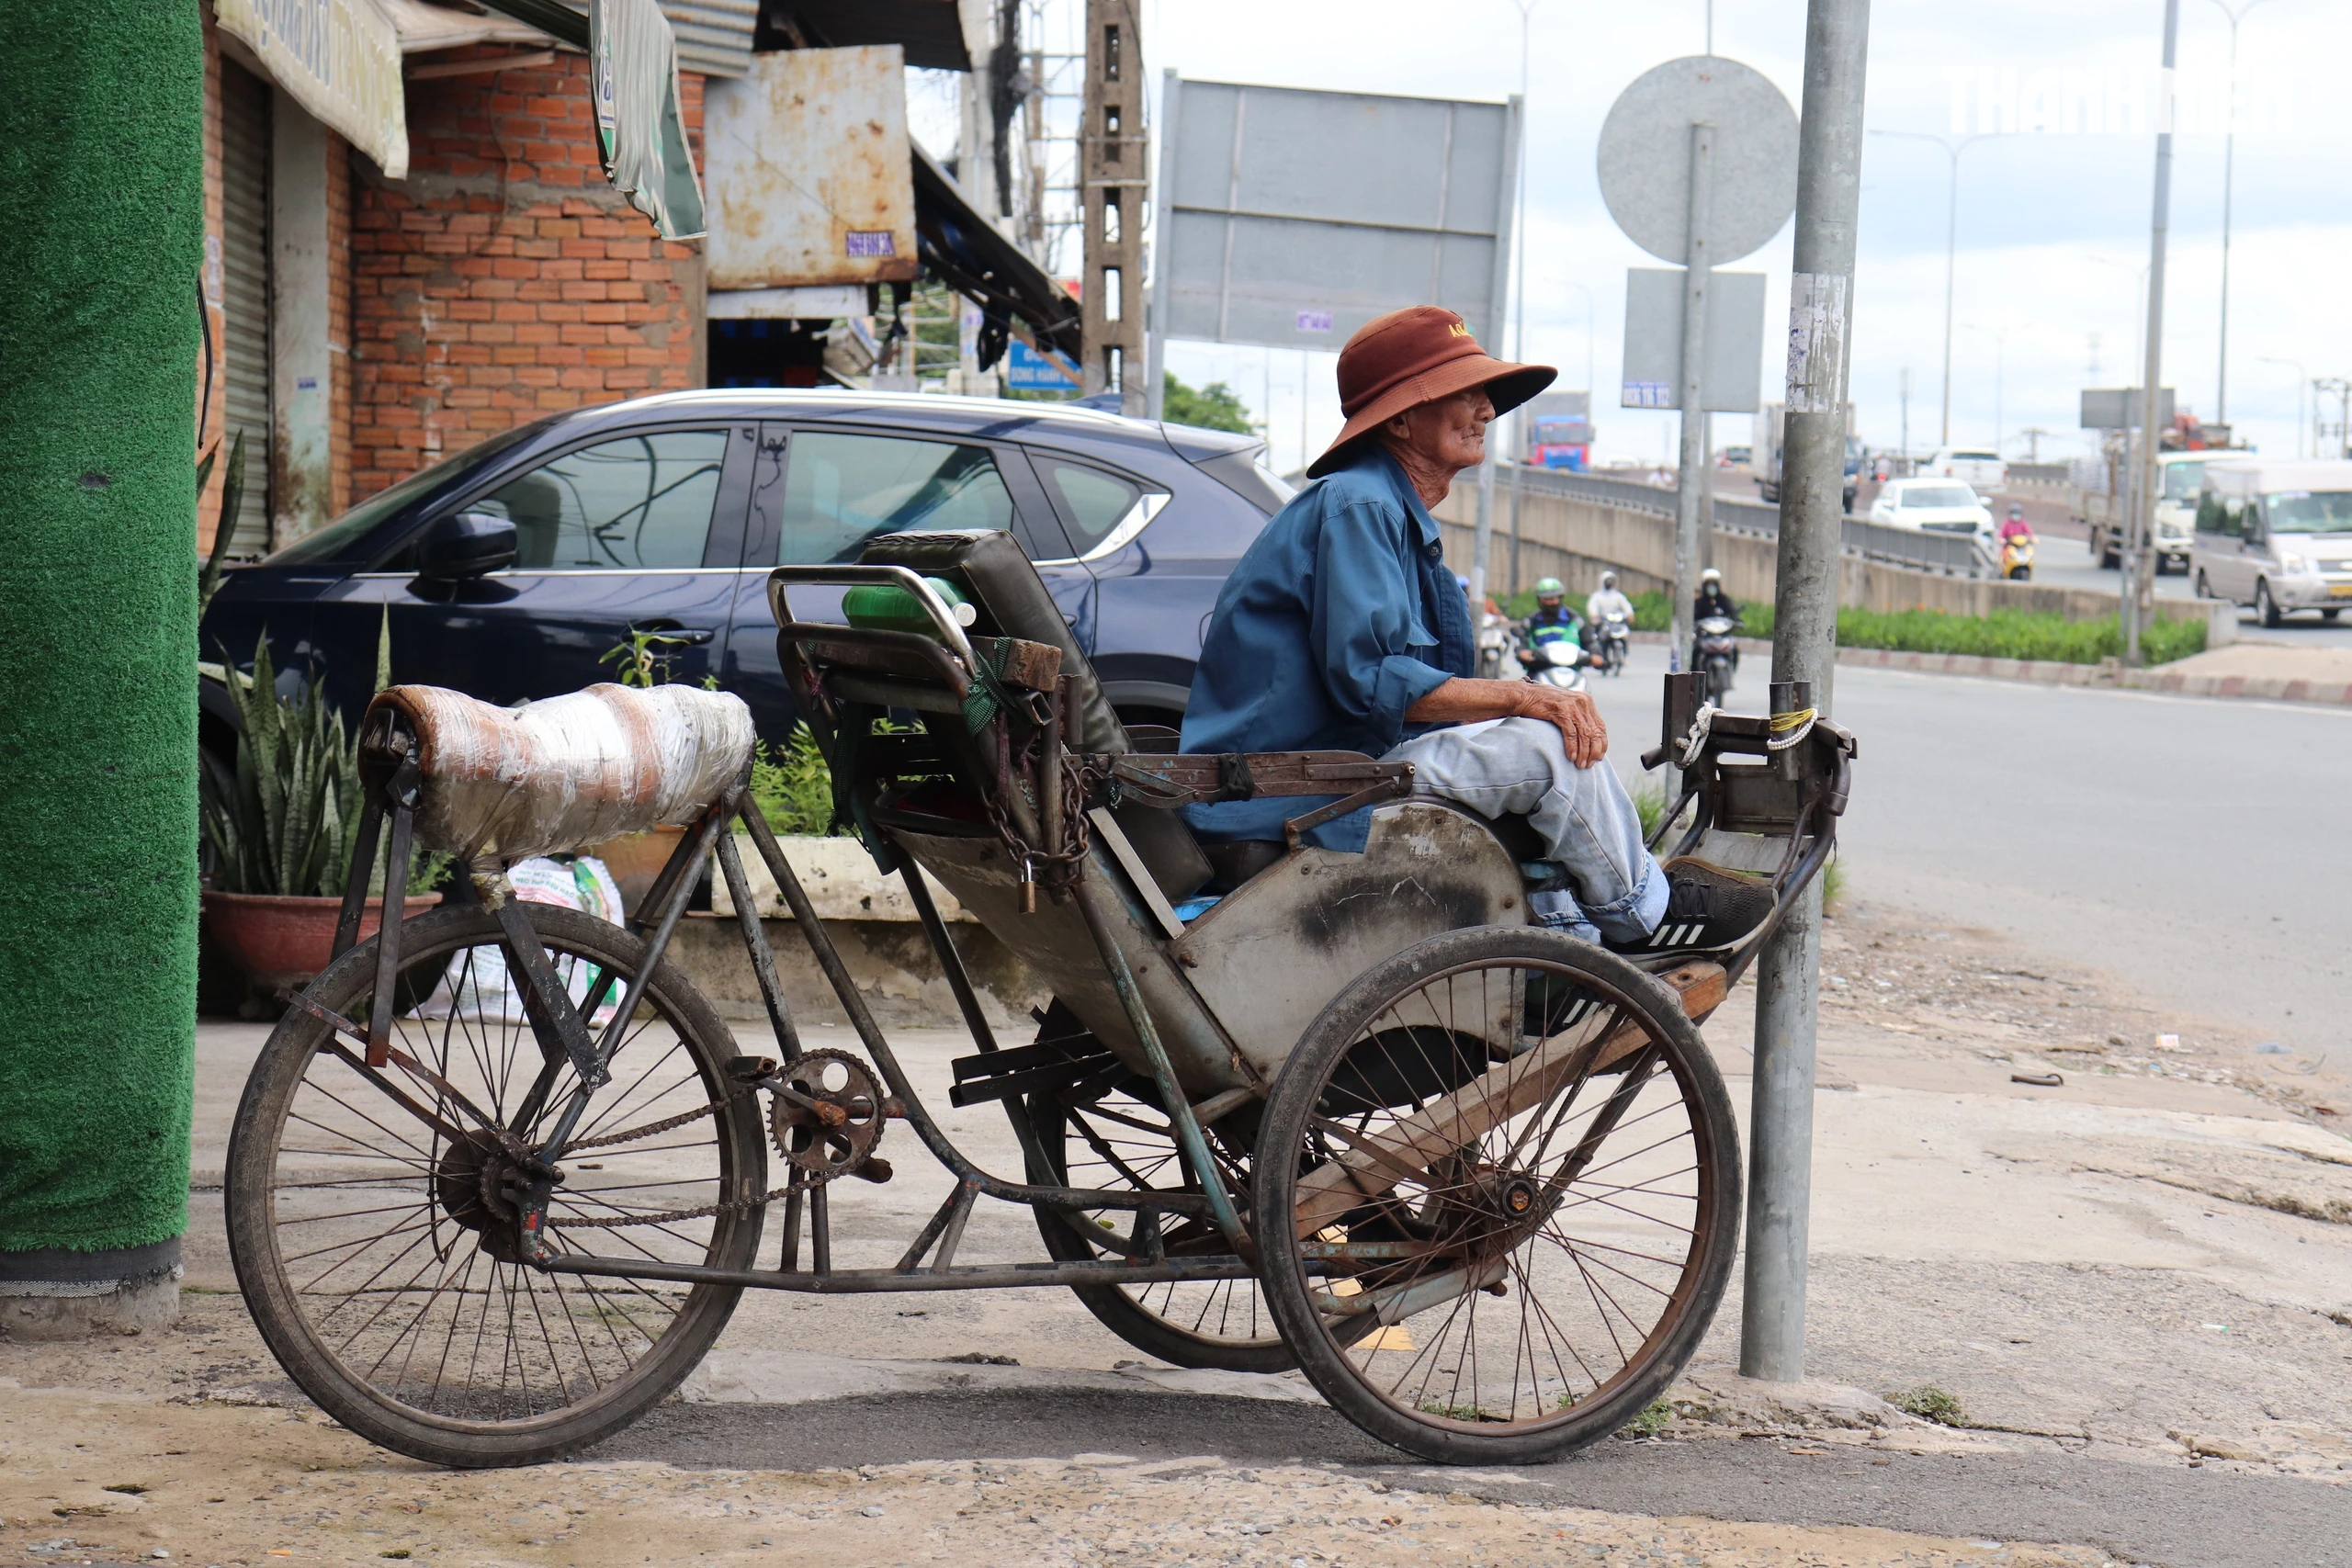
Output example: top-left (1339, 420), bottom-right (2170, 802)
top-left (225, 903), bottom-right (766, 1467)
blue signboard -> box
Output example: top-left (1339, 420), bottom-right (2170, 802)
top-left (1006, 342), bottom-right (1080, 391)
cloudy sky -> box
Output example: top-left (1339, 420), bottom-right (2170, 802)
top-left (1043, 0), bottom-right (2352, 470)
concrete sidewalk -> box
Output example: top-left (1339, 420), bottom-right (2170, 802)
top-left (1838, 638), bottom-right (2352, 707)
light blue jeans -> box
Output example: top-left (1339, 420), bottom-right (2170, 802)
top-left (1382, 716), bottom-right (1669, 943)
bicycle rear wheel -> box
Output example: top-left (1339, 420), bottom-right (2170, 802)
top-left (1254, 927), bottom-right (1740, 1464)
top-left (225, 903), bottom-right (765, 1467)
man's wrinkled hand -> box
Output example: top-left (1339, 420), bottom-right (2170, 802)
top-left (1515, 683), bottom-right (1608, 768)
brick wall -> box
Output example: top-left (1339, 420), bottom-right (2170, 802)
top-left (351, 51), bottom-right (707, 502)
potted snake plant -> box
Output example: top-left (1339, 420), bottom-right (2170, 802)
top-left (198, 627), bottom-right (445, 1003)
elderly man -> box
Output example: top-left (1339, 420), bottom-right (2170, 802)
top-left (1181, 306), bottom-right (1769, 952)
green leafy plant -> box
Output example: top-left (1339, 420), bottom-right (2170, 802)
top-left (749, 724), bottom-right (842, 838)
top-left (600, 627), bottom-right (693, 689)
top-left (1887, 1385), bottom-right (1967, 1427)
top-left (200, 633), bottom-right (364, 897)
top-left (1161, 372), bottom-right (1258, 434)
top-left (201, 623), bottom-right (449, 897)
top-left (1621, 1397), bottom-right (1675, 1438)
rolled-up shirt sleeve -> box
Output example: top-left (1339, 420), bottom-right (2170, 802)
top-left (1309, 497), bottom-right (1453, 749)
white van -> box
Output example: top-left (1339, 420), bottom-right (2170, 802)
top-left (2192, 459), bottom-right (2352, 626)
top-left (1918, 447), bottom-right (2008, 492)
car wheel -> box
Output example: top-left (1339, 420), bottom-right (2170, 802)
top-left (2324, 608), bottom-right (2341, 623)
top-left (2256, 580), bottom-right (2284, 628)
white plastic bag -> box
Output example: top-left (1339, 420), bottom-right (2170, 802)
top-left (418, 857), bottom-right (628, 1025)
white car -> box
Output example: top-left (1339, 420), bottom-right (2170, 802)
top-left (1870, 478), bottom-right (1996, 542)
top-left (1918, 447), bottom-right (2008, 492)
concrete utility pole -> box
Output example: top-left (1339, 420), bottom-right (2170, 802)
top-left (2129, 0), bottom-right (2182, 668)
top-left (0, 0), bottom-right (203, 1333)
top-left (1466, 95), bottom-right (1525, 621)
top-left (1503, 0), bottom-right (1541, 601)
top-left (1744, 0), bottom-right (1871, 1384)
top-left (1668, 122), bottom-right (1717, 674)
top-left (1080, 0), bottom-right (1147, 415)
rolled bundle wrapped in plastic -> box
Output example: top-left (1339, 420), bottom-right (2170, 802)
top-left (365, 682), bottom-right (756, 863)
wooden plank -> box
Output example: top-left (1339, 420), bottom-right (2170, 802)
top-left (1290, 961), bottom-right (1725, 1238)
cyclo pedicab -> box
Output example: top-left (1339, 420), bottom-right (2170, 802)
top-left (224, 529), bottom-right (1856, 1469)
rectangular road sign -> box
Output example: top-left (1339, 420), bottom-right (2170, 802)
top-left (1619, 267), bottom-right (1768, 413)
top-left (2080, 388), bottom-right (2177, 430)
top-left (1148, 73), bottom-right (1521, 413)
top-left (1005, 341), bottom-right (1081, 391)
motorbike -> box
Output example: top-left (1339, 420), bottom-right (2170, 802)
top-left (1594, 610), bottom-right (1631, 676)
top-left (1695, 615), bottom-right (1739, 702)
top-left (1476, 610), bottom-right (1515, 680)
top-left (1518, 622), bottom-right (1589, 693)
top-left (2000, 532), bottom-right (2035, 581)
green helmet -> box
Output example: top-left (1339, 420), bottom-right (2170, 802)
top-left (1533, 577), bottom-right (1565, 597)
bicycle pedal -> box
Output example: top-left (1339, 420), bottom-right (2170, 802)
top-left (851, 1157), bottom-right (894, 1184)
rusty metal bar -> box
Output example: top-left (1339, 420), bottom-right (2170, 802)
top-left (715, 819), bottom-right (804, 1063)
top-left (541, 1251), bottom-right (1258, 1294)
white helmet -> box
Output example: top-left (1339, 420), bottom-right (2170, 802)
top-left (1701, 567), bottom-right (1723, 585)
top-left (1600, 570), bottom-right (1618, 589)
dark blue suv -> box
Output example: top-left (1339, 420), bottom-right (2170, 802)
top-left (200, 390), bottom-right (1290, 766)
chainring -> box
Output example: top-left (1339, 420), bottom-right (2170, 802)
top-left (767, 1048), bottom-right (887, 1181)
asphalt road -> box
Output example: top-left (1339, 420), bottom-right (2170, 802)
top-left (600, 1390), bottom-right (2352, 1568)
top-left (1587, 646), bottom-right (2352, 1066)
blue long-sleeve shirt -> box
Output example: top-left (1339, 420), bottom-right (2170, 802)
top-left (1179, 443), bottom-right (1475, 851)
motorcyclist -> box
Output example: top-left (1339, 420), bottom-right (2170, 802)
top-left (1691, 567), bottom-right (1741, 673)
top-left (1515, 577), bottom-right (1584, 673)
top-left (1585, 570), bottom-right (1634, 628)
top-left (1998, 503), bottom-right (2034, 545)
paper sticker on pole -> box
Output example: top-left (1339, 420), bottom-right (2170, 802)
top-left (1597, 58), bottom-right (1799, 266)
top-left (1783, 272), bottom-right (1849, 413)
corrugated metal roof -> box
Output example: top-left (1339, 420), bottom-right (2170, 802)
top-left (660, 0), bottom-right (757, 77)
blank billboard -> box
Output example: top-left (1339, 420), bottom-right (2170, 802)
top-left (1153, 76), bottom-right (1521, 354)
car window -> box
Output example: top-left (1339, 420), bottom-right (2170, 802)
top-left (469, 429), bottom-right (728, 570)
top-left (1033, 456), bottom-right (1169, 558)
top-left (2161, 460), bottom-right (2210, 502)
top-left (1953, 451), bottom-right (1999, 463)
top-left (2264, 490), bottom-right (2352, 536)
top-left (1903, 484), bottom-right (1978, 508)
top-left (2197, 493), bottom-right (2242, 536)
top-left (775, 433), bottom-right (1015, 564)
top-left (266, 419), bottom-right (551, 565)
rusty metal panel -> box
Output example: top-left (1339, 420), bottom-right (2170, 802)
top-left (1174, 801), bottom-right (1524, 1080)
top-left (704, 46), bottom-right (921, 291)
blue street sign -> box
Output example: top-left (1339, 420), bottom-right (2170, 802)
top-left (1006, 341), bottom-right (1080, 391)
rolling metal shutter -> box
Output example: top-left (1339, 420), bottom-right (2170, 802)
top-left (219, 60), bottom-right (274, 556)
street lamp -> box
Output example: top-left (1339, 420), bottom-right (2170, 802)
top-left (1502, 0), bottom-right (1541, 596)
top-left (2207, 0), bottom-right (2279, 428)
top-left (1961, 322), bottom-right (2005, 456)
top-left (1867, 130), bottom-right (2003, 447)
top-left (2258, 355), bottom-right (2307, 457)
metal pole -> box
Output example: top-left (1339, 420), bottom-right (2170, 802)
top-left (1507, 1), bottom-right (1537, 599)
top-left (1744, 0), bottom-right (1871, 1385)
top-left (1669, 121), bottom-right (1715, 675)
top-left (1939, 142), bottom-right (1956, 446)
top-left (2130, 0), bottom-right (2180, 669)
top-left (2216, 17), bottom-right (2237, 427)
top-left (1467, 94), bottom-right (1525, 617)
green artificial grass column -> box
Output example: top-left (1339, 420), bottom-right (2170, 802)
top-left (0, 3), bottom-right (205, 1260)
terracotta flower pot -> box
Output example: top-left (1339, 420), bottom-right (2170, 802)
top-left (202, 890), bottom-right (444, 995)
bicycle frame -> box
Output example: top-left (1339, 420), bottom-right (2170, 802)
top-left (327, 716), bottom-right (1258, 1300)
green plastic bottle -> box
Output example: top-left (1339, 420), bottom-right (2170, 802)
top-left (842, 576), bottom-right (978, 637)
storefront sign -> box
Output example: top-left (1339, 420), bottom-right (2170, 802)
top-left (215, 0), bottom-right (408, 178)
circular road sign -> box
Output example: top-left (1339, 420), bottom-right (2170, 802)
top-left (1597, 56), bottom-right (1799, 266)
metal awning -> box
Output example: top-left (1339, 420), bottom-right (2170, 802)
top-left (911, 142), bottom-right (1080, 364)
top-left (763, 0), bottom-right (972, 71)
top-left (458, 0), bottom-right (755, 76)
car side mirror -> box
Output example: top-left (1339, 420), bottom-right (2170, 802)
top-left (415, 512), bottom-right (517, 580)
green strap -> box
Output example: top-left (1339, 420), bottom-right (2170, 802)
top-left (962, 638), bottom-right (1017, 734)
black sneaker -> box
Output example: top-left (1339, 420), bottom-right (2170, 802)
top-left (1617, 860), bottom-right (1776, 953)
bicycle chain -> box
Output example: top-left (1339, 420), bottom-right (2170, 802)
top-left (544, 1071), bottom-right (830, 1231)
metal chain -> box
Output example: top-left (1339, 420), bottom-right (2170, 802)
top-left (542, 1074), bottom-right (825, 1230)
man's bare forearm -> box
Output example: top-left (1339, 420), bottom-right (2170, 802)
top-left (1405, 678), bottom-right (1609, 767)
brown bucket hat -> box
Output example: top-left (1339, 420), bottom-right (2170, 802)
top-left (1306, 305), bottom-right (1555, 479)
